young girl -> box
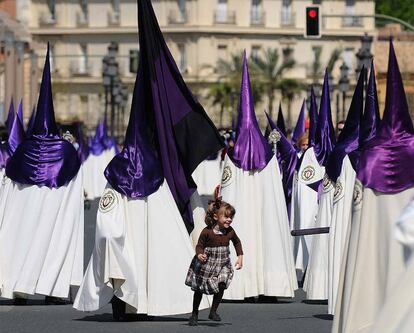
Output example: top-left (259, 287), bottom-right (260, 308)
top-left (185, 198), bottom-right (243, 326)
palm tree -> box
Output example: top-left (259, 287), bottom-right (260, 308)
top-left (251, 48), bottom-right (295, 119)
top-left (209, 53), bottom-right (264, 126)
top-left (278, 78), bottom-right (304, 128)
top-left (207, 82), bottom-right (233, 128)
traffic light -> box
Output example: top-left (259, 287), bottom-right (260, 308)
top-left (305, 6), bottom-right (321, 38)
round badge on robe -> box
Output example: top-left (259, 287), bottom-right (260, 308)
top-left (221, 164), bottom-right (234, 188)
top-left (353, 179), bottom-right (363, 211)
top-left (333, 179), bottom-right (344, 203)
top-left (301, 165), bottom-right (315, 182)
top-left (323, 174), bottom-right (333, 193)
top-left (99, 188), bottom-right (118, 213)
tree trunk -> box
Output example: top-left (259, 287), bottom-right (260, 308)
top-left (268, 89), bottom-right (275, 119)
top-left (219, 103), bottom-right (224, 128)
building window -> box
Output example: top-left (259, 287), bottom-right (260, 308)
top-left (312, 0), bottom-right (321, 4)
top-left (282, 47), bottom-right (293, 63)
top-left (281, 0), bottom-right (292, 26)
top-left (47, 0), bottom-right (56, 20)
top-left (251, 0), bottom-right (261, 23)
top-left (216, 0), bottom-right (228, 23)
top-left (112, 0), bottom-right (120, 13)
top-left (251, 45), bottom-right (261, 63)
top-left (79, 44), bottom-right (88, 74)
top-left (49, 44), bottom-right (55, 72)
top-left (217, 44), bottom-right (228, 61)
top-left (342, 48), bottom-right (354, 72)
top-left (178, 43), bottom-right (186, 72)
top-left (80, 0), bottom-right (88, 19)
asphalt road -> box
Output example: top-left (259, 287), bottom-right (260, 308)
top-left (0, 197), bottom-right (333, 333)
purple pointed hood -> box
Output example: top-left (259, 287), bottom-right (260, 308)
top-left (105, 62), bottom-right (164, 198)
top-left (6, 45), bottom-right (81, 187)
top-left (360, 61), bottom-right (380, 147)
top-left (76, 123), bottom-right (90, 164)
top-left (89, 120), bottom-right (105, 156)
top-left (17, 99), bottom-right (23, 126)
top-left (230, 52), bottom-right (272, 171)
top-left (26, 106), bottom-right (36, 137)
top-left (0, 101), bottom-right (25, 168)
top-left (326, 68), bottom-right (364, 182)
top-left (308, 87), bottom-right (318, 147)
top-left (277, 103), bottom-right (287, 137)
top-left (358, 41), bottom-right (414, 193)
top-left (130, 0), bottom-right (224, 231)
top-left (314, 70), bottom-right (336, 166)
top-left (265, 111), bottom-right (297, 217)
top-left (5, 98), bottom-right (14, 135)
top-left (292, 99), bottom-right (306, 146)
top-left (102, 112), bottom-right (114, 149)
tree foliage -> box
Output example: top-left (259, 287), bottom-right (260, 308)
top-left (376, 0), bottom-right (414, 26)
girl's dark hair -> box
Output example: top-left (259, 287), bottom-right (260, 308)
top-left (205, 197), bottom-right (236, 227)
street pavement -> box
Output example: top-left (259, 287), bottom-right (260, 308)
top-left (0, 198), bottom-right (333, 333)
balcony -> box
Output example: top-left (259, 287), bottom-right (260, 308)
top-left (251, 9), bottom-right (265, 26)
top-left (76, 11), bottom-right (88, 27)
top-left (280, 11), bottom-right (296, 27)
top-left (168, 9), bottom-right (188, 24)
top-left (70, 60), bottom-right (92, 76)
top-left (39, 12), bottom-right (57, 26)
top-left (108, 11), bottom-right (120, 26)
top-left (341, 16), bottom-right (364, 27)
top-left (214, 10), bottom-right (236, 24)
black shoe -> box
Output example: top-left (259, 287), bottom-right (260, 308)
top-left (13, 297), bottom-right (27, 306)
top-left (44, 296), bottom-right (69, 305)
top-left (188, 313), bottom-right (198, 326)
top-left (208, 312), bottom-right (221, 321)
top-left (111, 296), bottom-right (126, 322)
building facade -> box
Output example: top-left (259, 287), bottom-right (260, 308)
top-left (17, 0), bottom-right (376, 130)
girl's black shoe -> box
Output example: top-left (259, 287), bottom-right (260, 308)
top-left (208, 312), bottom-right (221, 321)
top-left (111, 296), bottom-right (126, 321)
top-left (188, 313), bottom-right (198, 326)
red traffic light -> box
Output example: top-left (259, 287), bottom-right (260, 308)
top-left (308, 9), bottom-right (317, 18)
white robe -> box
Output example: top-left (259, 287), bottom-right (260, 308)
top-left (83, 152), bottom-right (108, 199)
top-left (368, 199), bottom-right (414, 333)
top-left (328, 156), bottom-right (356, 314)
top-left (291, 147), bottom-right (324, 278)
top-left (192, 157), bottom-right (222, 196)
top-left (74, 180), bottom-right (209, 315)
top-left (331, 187), bottom-right (414, 333)
top-left (303, 174), bottom-right (333, 300)
top-left (0, 172), bottom-right (84, 298)
top-left (219, 155), bottom-right (297, 299)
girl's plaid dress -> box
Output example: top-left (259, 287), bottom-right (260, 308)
top-left (185, 226), bottom-right (243, 295)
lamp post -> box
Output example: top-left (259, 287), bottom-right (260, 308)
top-left (338, 62), bottom-right (350, 123)
top-left (102, 55), bottom-right (110, 122)
top-left (120, 84), bottom-right (129, 137)
top-left (103, 42), bottom-right (119, 137)
top-left (355, 33), bottom-right (373, 85)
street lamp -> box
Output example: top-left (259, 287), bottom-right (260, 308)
top-left (338, 62), bottom-right (350, 123)
top-left (355, 33), bottom-right (373, 84)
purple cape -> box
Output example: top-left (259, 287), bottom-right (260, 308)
top-left (76, 123), bottom-right (90, 164)
top-left (6, 45), bottom-right (80, 188)
top-left (119, 0), bottom-right (224, 231)
top-left (326, 69), bottom-right (364, 182)
top-left (5, 98), bottom-right (14, 135)
top-left (277, 103), bottom-right (287, 137)
top-left (357, 41), bottom-right (414, 193)
top-left (90, 120), bottom-right (106, 156)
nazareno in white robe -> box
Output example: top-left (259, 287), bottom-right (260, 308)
top-left (0, 171), bottom-right (84, 299)
top-left (303, 173), bottom-right (333, 300)
top-left (327, 156), bottom-right (357, 314)
top-left (83, 152), bottom-right (108, 200)
top-left (331, 186), bottom-right (414, 333)
top-left (191, 156), bottom-right (222, 196)
top-left (368, 199), bottom-right (414, 333)
top-left (73, 180), bottom-right (209, 315)
top-left (291, 147), bottom-right (324, 279)
top-left (219, 155), bottom-right (297, 299)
